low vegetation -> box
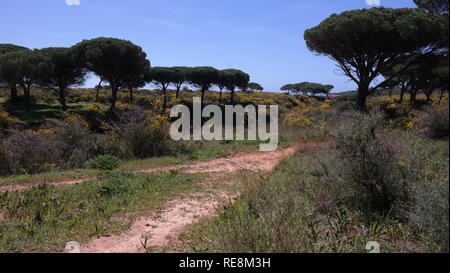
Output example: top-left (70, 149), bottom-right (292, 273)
top-left (177, 94), bottom-right (449, 253)
top-left (84, 155), bottom-right (121, 170)
top-left (0, 171), bottom-right (203, 252)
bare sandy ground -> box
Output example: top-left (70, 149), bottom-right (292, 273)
top-left (80, 174), bottom-right (237, 253)
top-left (83, 144), bottom-right (322, 253)
top-left (80, 145), bottom-right (308, 253)
top-left (0, 178), bottom-right (89, 193)
top-left (0, 145), bottom-right (302, 193)
top-left (138, 145), bottom-right (298, 174)
top-left (0, 143), bottom-right (319, 253)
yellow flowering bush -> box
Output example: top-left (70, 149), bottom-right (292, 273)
top-left (289, 97), bottom-right (304, 106)
top-left (169, 96), bottom-right (182, 106)
top-left (81, 93), bottom-right (93, 101)
top-left (367, 95), bottom-right (397, 108)
top-left (283, 115), bottom-right (315, 128)
top-left (406, 121), bottom-right (415, 129)
top-left (115, 101), bottom-right (134, 111)
top-left (319, 103), bottom-right (331, 110)
top-left (71, 93), bottom-right (94, 103)
top-left (96, 94), bottom-right (108, 103)
top-left (302, 105), bottom-right (316, 113)
top-left (153, 97), bottom-right (165, 112)
top-left (283, 106), bottom-right (317, 128)
top-left (147, 114), bottom-right (170, 132)
top-left (25, 129), bottom-right (54, 135)
top-left (87, 103), bottom-right (106, 112)
top-left (387, 103), bottom-right (398, 109)
top-left (62, 112), bottom-right (89, 128)
top-left (236, 92), bottom-right (255, 104)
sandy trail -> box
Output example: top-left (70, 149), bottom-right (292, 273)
top-left (138, 145), bottom-right (298, 174)
top-left (80, 144), bottom-right (317, 253)
top-left (0, 179), bottom-right (89, 193)
top-left (0, 144), bottom-right (305, 193)
top-left (0, 143), bottom-right (319, 253)
top-left (81, 174), bottom-right (236, 253)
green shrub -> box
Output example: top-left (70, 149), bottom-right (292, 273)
top-left (389, 117), bottom-right (411, 130)
top-left (120, 122), bottom-right (169, 158)
top-left (379, 102), bottom-right (408, 119)
top-left (183, 109), bottom-right (448, 253)
top-left (400, 136), bottom-right (449, 252)
top-left (89, 134), bottom-right (127, 159)
top-left (189, 149), bottom-right (415, 253)
top-left (84, 155), bottom-right (121, 170)
top-left (335, 92), bottom-right (357, 102)
top-left (95, 172), bottom-right (132, 196)
top-left (55, 120), bottom-right (97, 169)
top-left (112, 107), bottom-right (172, 158)
top-left (330, 110), bottom-right (408, 214)
top-left (411, 176), bottom-right (449, 252)
top-left (422, 105), bottom-right (449, 140)
top-left (335, 101), bottom-right (356, 113)
top-left (305, 108), bottom-right (333, 121)
top-left (0, 146), bottom-right (11, 176)
top-left (0, 131), bottom-right (59, 175)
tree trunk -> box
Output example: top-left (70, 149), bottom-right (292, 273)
top-left (176, 85), bottom-right (181, 98)
top-left (409, 82), bottom-right (419, 106)
top-left (59, 86), bottom-right (67, 111)
top-left (219, 88), bottom-right (223, 105)
top-left (425, 90), bottom-right (432, 103)
top-left (21, 84), bottom-right (31, 111)
top-left (10, 85), bottom-right (18, 102)
top-left (356, 83), bottom-right (369, 111)
top-left (162, 87), bottom-right (168, 112)
top-left (229, 89), bottom-right (235, 104)
top-left (95, 79), bottom-right (103, 102)
top-left (399, 84), bottom-right (406, 103)
top-left (200, 88), bottom-right (206, 109)
top-left (129, 88), bottom-right (134, 102)
top-left (439, 89), bottom-right (445, 104)
top-left (110, 86), bottom-right (118, 111)
top-left (410, 91), bottom-right (417, 106)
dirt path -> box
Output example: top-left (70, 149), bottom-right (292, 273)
top-left (0, 178), bottom-right (90, 193)
top-left (0, 143), bottom-right (319, 253)
top-left (138, 144), bottom-right (298, 174)
top-left (0, 144), bottom-right (306, 193)
top-left (80, 173), bottom-right (236, 253)
top-left (79, 143), bottom-right (318, 253)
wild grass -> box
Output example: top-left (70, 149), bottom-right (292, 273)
top-left (0, 171), bottom-right (203, 253)
top-left (178, 149), bottom-right (422, 253)
top-left (1, 88), bottom-right (447, 253)
top-left (0, 138), bottom-right (266, 187)
top-left (178, 110), bottom-right (449, 253)
top-left (0, 169), bottom-right (100, 188)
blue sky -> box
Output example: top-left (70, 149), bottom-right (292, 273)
top-left (2, 0), bottom-right (416, 92)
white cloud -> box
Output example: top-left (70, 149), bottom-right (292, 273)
top-left (65, 0), bottom-right (80, 6)
top-left (365, 0), bottom-right (381, 6)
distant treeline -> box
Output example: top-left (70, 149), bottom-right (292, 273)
top-left (0, 38), bottom-right (264, 111)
